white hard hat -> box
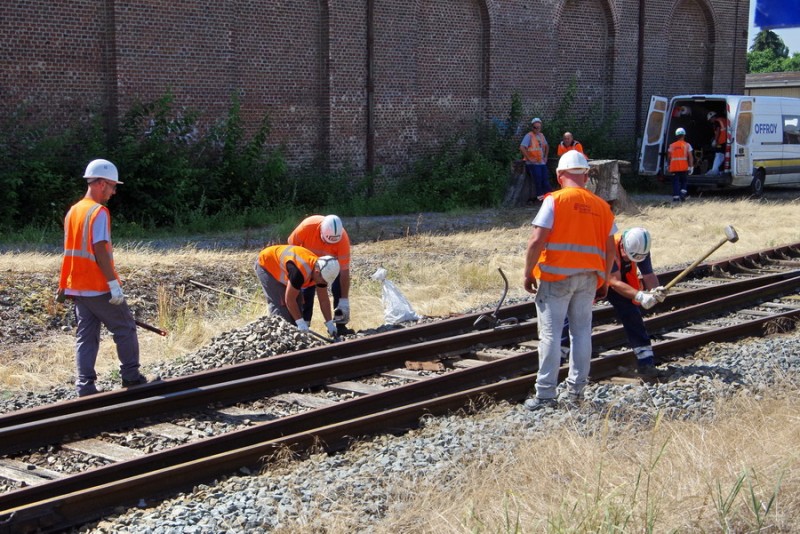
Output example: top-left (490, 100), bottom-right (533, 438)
top-left (707, 111), bottom-right (717, 121)
top-left (679, 106), bottom-right (691, 116)
top-left (621, 227), bottom-right (651, 263)
top-left (531, 117), bottom-right (542, 125)
top-left (320, 214), bottom-right (344, 244)
top-left (556, 150), bottom-right (590, 174)
top-left (316, 255), bottom-right (340, 285)
top-left (83, 159), bottom-right (122, 184)
top-left (675, 127), bottom-right (686, 136)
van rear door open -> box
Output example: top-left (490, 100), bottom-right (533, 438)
top-left (638, 96), bottom-right (669, 175)
top-left (733, 98), bottom-right (754, 178)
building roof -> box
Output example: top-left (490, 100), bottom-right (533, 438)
top-left (745, 71), bottom-right (800, 89)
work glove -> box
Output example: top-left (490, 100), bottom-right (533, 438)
top-left (634, 290), bottom-right (658, 310)
top-left (651, 286), bottom-right (668, 303)
top-left (107, 280), bottom-right (125, 305)
top-left (325, 319), bottom-right (338, 337)
top-left (334, 298), bottom-right (350, 324)
top-left (295, 318), bottom-right (310, 332)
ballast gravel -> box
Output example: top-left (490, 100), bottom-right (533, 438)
top-left (0, 307), bottom-right (796, 532)
top-left (65, 326), bottom-right (799, 533)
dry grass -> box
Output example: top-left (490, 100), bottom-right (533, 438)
top-left (356, 385), bottom-right (800, 533)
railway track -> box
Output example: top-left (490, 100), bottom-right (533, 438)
top-left (0, 242), bottom-right (798, 533)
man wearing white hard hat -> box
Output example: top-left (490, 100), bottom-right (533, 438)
top-left (288, 214), bottom-right (351, 333)
top-left (667, 127), bottom-right (694, 203)
top-left (58, 159), bottom-right (147, 397)
top-left (255, 244), bottom-right (340, 337)
top-left (522, 150), bottom-right (616, 410)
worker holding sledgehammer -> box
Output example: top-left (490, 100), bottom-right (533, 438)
top-left (560, 227), bottom-right (663, 376)
top-left (254, 245), bottom-right (340, 337)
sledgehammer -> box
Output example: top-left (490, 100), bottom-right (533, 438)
top-left (662, 225), bottom-right (739, 292)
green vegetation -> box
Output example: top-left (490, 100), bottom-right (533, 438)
top-left (0, 87), bottom-right (625, 244)
top-left (747, 29), bottom-right (800, 73)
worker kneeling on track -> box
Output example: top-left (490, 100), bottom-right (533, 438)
top-left (254, 244), bottom-right (340, 337)
top-left (288, 214), bottom-right (352, 335)
top-left (607, 227), bottom-right (667, 377)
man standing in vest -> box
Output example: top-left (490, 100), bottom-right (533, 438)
top-left (519, 118), bottom-right (551, 202)
top-left (707, 112), bottom-right (728, 176)
top-left (522, 150), bottom-right (616, 410)
top-left (255, 245), bottom-right (340, 337)
top-left (667, 128), bottom-right (694, 203)
top-left (288, 215), bottom-right (351, 334)
top-left (59, 159), bottom-right (147, 397)
top-left (556, 132), bottom-right (585, 157)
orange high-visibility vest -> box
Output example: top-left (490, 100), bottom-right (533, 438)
top-left (712, 117), bottom-right (728, 145)
top-left (287, 215), bottom-right (351, 269)
top-left (258, 245), bottom-right (318, 289)
top-left (525, 133), bottom-right (545, 163)
top-left (59, 198), bottom-right (116, 292)
top-left (614, 233), bottom-right (641, 293)
top-left (532, 187), bottom-right (615, 287)
top-left (556, 141), bottom-right (585, 157)
top-left (668, 140), bottom-right (691, 172)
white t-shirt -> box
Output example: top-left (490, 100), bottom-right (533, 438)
top-left (532, 196), bottom-right (617, 234)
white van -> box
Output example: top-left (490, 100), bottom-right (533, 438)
top-left (639, 94), bottom-right (800, 195)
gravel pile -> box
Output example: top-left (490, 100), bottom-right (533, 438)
top-left (69, 328), bottom-right (798, 533)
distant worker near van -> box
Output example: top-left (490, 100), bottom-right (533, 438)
top-left (254, 244), bottom-right (340, 337)
top-left (58, 159), bottom-right (148, 397)
top-left (667, 127), bottom-right (694, 203)
top-left (707, 111), bottom-right (729, 175)
top-left (519, 118), bottom-right (551, 202)
top-left (287, 214), bottom-right (351, 333)
top-left (556, 132), bottom-right (585, 157)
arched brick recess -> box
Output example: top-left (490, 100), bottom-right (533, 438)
top-left (664, 0), bottom-right (714, 96)
top-left (554, 0), bottom-right (616, 117)
top-left (415, 0), bottom-right (488, 152)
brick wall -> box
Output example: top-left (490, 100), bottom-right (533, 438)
top-left (0, 0), bottom-right (748, 180)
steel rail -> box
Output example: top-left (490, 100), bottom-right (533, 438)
top-left (1, 308), bottom-right (797, 534)
top-left (1, 257), bottom-right (795, 432)
top-left (1, 242), bottom-right (796, 428)
top-left (0, 270), bottom-right (797, 457)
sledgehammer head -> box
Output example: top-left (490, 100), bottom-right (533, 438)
top-left (724, 225), bottom-right (739, 243)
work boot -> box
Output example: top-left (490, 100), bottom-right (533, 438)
top-left (122, 374), bottom-right (149, 387)
top-left (635, 364), bottom-right (660, 379)
top-left (523, 396), bottom-right (558, 411)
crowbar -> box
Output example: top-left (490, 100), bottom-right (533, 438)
top-left (663, 225), bottom-right (739, 292)
top-left (188, 279), bottom-right (260, 304)
top-left (473, 268), bottom-right (519, 329)
top-left (135, 320), bottom-right (168, 337)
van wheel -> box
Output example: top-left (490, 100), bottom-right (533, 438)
top-left (750, 169), bottom-right (765, 197)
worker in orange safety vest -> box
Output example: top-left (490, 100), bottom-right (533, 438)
top-left (522, 150), bottom-right (616, 410)
top-left (667, 127), bottom-right (695, 203)
top-left (58, 159), bottom-right (148, 397)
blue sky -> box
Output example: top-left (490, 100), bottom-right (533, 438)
top-left (748, 1), bottom-right (800, 54)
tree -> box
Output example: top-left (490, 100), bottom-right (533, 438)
top-left (750, 29), bottom-right (789, 58)
top-left (747, 30), bottom-right (800, 73)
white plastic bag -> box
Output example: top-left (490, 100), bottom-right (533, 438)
top-left (371, 268), bottom-right (421, 325)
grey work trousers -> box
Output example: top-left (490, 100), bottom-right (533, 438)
top-left (73, 294), bottom-right (140, 395)
top-left (254, 262), bottom-right (301, 323)
top-left (534, 272), bottom-right (596, 399)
